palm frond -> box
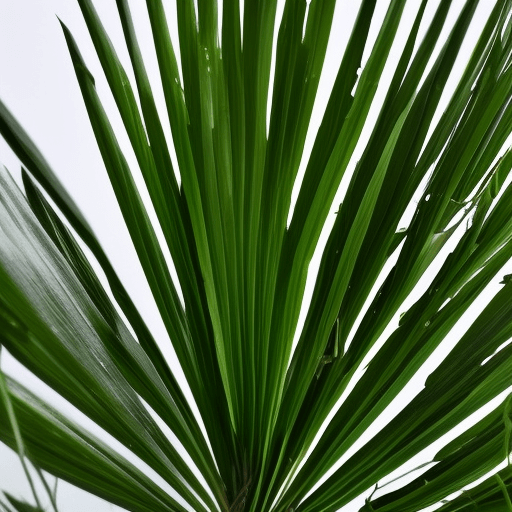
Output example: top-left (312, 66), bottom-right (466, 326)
top-left (1, 0), bottom-right (512, 511)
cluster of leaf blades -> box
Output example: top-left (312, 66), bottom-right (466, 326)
top-left (1, 0), bottom-right (512, 511)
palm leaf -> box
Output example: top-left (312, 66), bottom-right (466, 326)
top-left (1, 0), bottom-right (512, 511)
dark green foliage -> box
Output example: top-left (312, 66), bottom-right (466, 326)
top-left (0, 1), bottom-right (512, 511)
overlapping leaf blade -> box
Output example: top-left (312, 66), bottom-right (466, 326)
top-left (274, 0), bottom-right (511, 485)
top-left (435, 466), bottom-right (512, 511)
top-left (362, 396), bottom-right (512, 511)
top-left (76, 1), bottom-right (237, 500)
top-left (293, 274), bottom-right (512, 512)
top-left (0, 376), bottom-right (187, 512)
top-left (20, 168), bottom-right (225, 499)
top-left (0, 165), bottom-right (215, 511)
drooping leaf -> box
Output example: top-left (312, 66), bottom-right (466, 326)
top-left (0, 164), bottom-right (215, 511)
top-left (0, 377), bottom-right (187, 512)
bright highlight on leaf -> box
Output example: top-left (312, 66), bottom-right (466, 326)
top-left (0, 0), bottom-right (512, 511)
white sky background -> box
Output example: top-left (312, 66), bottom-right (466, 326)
top-left (0, 0), bottom-right (512, 511)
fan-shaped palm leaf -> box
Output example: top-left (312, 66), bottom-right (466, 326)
top-left (1, 0), bottom-right (512, 511)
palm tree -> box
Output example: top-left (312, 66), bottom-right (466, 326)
top-left (1, 0), bottom-right (512, 510)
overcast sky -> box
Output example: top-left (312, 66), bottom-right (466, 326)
top-left (0, 1), bottom-right (511, 511)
